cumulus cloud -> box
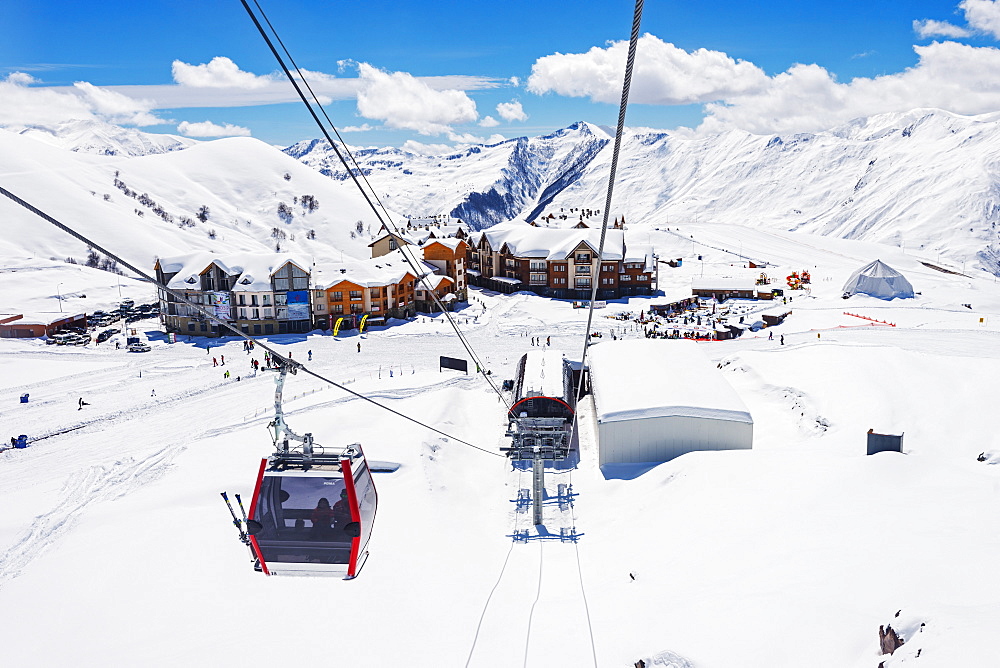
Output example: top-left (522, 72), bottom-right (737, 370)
top-left (479, 115), bottom-right (500, 127)
top-left (527, 31), bottom-right (1000, 135)
top-left (172, 57), bottom-right (271, 89)
top-left (0, 72), bottom-right (163, 127)
top-left (496, 101), bottom-right (528, 122)
top-left (342, 123), bottom-right (374, 132)
top-left (402, 139), bottom-right (454, 155)
top-left (697, 40), bottom-right (1000, 135)
top-left (354, 62), bottom-right (478, 135)
top-left (961, 0), bottom-right (1000, 38)
top-left (176, 120), bottom-right (251, 137)
top-left (527, 34), bottom-right (768, 105)
top-left (915, 1), bottom-right (1000, 39)
top-left (446, 131), bottom-right (507, 145)
top-left (913, 19), bottom-right (972, 38)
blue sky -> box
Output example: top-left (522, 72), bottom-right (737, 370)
top-left (4, 1), bottom-right (1000, 149)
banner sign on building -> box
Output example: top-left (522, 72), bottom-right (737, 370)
top-left (286, 290), bottom-right (310, 320)
top-left (211, 292), bottom-right (232, 320)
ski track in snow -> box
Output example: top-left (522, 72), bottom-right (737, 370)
top-left (0, 442), bottom-right (183, 589)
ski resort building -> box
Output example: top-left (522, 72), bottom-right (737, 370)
top-left (370, 232), bottom-right (469, 302)
top-left (466, 223), bottom-right (655, 299)
top-left (587, 340), bottom-right (753, 465)
top-left (155, 253), bottom-right (313, 336)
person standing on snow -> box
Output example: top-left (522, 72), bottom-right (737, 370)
top-left (357, 341), bottom-right (361, 353)
top-left (213, 357), bottom-right (218, 367)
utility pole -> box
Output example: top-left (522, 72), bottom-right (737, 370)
top-left (56, 283), bottom-right (64, 313)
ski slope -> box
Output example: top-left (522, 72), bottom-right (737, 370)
top-left (2, 224), bottom-right (1000, 667)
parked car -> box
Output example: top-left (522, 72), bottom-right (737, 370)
top-left (96, 328), bottom-right (120, 343)
top-left (127, 342), bottom-right (151, 353)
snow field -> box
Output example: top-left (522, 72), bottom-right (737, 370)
top-left (1, 225), bottom-right (1000, 666)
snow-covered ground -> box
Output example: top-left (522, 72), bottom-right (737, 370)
top-left (1, 224), bottom-right (999, 667)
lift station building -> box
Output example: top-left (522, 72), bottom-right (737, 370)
top-left (588, 339), bottom-right (753, 465)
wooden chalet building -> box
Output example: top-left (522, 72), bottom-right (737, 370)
top-left (467, 224), bottom-right (655, 300)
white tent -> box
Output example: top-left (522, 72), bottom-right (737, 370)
top-left (588, 339), bottom-right (753, 465)
top-left (842, 259), bottom-right (914, 299)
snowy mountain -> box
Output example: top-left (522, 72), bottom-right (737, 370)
top-left (286, 109), bottom-right (1000, 274)
top-left (285, 122), bottom-right (613, 230)
top-left (8, 119), bottom-right (198, 157)
top-left (0, 128), bottom-right (388, 269)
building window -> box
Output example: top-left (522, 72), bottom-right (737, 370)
top-left (252, 308), bottom-right (260, 319)
top-left (530, 273), bottom-right (547, 284)
top-left (316, 303), bottom-right (325, 312)
top-left (333, 304), bottom-right (344, 314)
top-left (187, 323), bottom-right (195, 331)
top-left (553, 264), bottom-right (565, 272)
top-left (621, 274), bottom-right (631, 281)
top-left (332, 291), bottom-right (343, 301)
top-left (251, 295), bottom-right (258, 306)
top-left (603, 264), bottom-right (614, 272)
top-left (239, 308), bottom-right (247, 319)
top-left (264, 308), bottom-right (273, 318)
top-left (575, 277), bottom-right (591, 288)
top-left (349, 291), bottom-right (362, 300)
top-left (351, 303), bottom-right (363, 313)
top-left (238, 294), bottom-right (246, 306)
top-left (262, 294), bottom-right (271, 306)
top-left (529, 261), bottom-right (546, 271)
top-left (576, 265), bottom-right (591, 275)
top-left (314, 290), bottom-right (324, 299)
top-left (389, 238), bottom-right (398, 250)
top-left (575, 252), bottom-right (591, 264)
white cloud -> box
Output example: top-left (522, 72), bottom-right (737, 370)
top-left (342, 123), bottom-right (374, 132)
top-left (445, 131), bottom-right (507, 145)
top-left (355, 63), bottom-right (478, 135)
top-left (961, 0), bottom-right (1000, 38)
top-left (496, 101), bottom-right (528, 122)
top-left (172, 57), bottom-right (271, 89)
top-left (527, 31), bottom-right (1000, 136)
top-left (696, 40), bottom-right (1000, 135)
top-left (6, 72), bottom-right (37, 85)
top-left (176, 120), bottom-right (251, 137)
top-left (913, 19), bottom-right (972, 38)
top-left (402, 139), bottom-right (454, 155)
top-left (509, 76), bottom-right (521, 87)
top-left (0, 72), bottom-right (163, 127)
top-left (527, 34), bottom-right (768, 105)
top-left (479, 115), bottom-right (500, 127)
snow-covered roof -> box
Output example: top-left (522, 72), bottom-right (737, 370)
top-left (588, 339), bottom-right (753, 425)
top-left (416, 274), bottom-right (453, 291)
top-left (520, 350), bottom-right (567, 399)
top-left (422, 237), bottom-right (467, 252)
top-left (313, 249), bottom-right (420, 289)
top-left (157, 252), bottom-right (308, 292)
top-left (474, 225), bottom-right (628, 261)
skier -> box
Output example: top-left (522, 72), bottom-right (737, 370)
top-left (213, 357), bottom-right (218, 367)
top-left (224, 370), bottom-right (230, 379)
top-left (768, 331), bottom-right (773, 340)
top-left (221, 355), bottom-right (225, 365)
top-left (151, 389), bottom-right (156, 397)
top-left (546, 336), bottom-right (550, 346)
top-left (780, 335), bottom-right (785, 346)
top-left (308, 350), bottom-right (312, 361)
top-left (357, 341), bottom-right (361, 353)
top-left (77, 397), bottom-right (89, 410)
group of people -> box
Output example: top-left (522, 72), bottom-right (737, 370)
top-left (307, 490), bottom-right (353, 538)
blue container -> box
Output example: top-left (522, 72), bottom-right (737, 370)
top-left (15, 435), bottom-right (28, 449)
top-left (20, 393), bottom-right (28, 403)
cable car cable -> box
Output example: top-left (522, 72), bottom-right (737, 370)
top-left (239, 0), bottom-right (511, 410)
top-left (0, 185), bottom-right (503, 458)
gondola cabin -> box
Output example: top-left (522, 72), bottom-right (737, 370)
top-left (247, 443), bottom-right (376, 578)
top-left (508, 350), bottom-right (575, 421)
